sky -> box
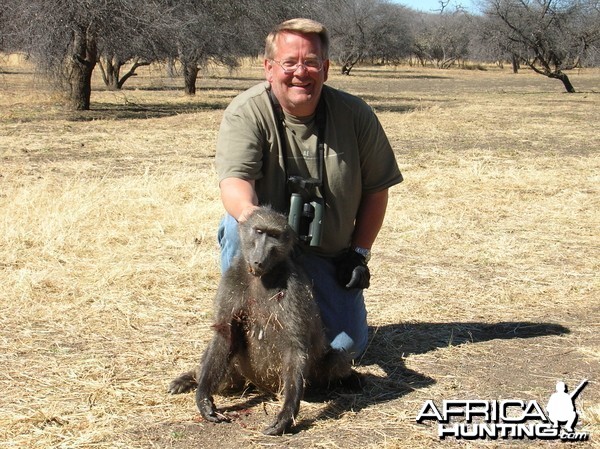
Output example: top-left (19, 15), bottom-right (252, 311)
top-left (395, 0), bottom-right (477, 13)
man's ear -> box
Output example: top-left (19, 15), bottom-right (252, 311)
top-left (323, 59), bottom-right (330, 82)
top-left (264, 59), bottom-right (274, 82)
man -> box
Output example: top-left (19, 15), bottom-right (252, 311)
top-left (215, 18), bottom-right (402, 358)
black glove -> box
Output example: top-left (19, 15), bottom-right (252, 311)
top-left (335, 249), bottom-right (370, 289)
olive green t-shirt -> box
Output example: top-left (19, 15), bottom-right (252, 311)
top-left (215, 81), bottom-right (403, 257)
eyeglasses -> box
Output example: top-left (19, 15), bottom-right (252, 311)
top-left (270, 59), bottom-right (324, 75)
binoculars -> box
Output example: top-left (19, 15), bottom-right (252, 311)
top-left (287, 176), bottom-right (324, 247)
top-left (288, 193), bottom-right (324, 247)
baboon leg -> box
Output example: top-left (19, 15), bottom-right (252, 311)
top-left (263, 353), bottom-right (305, 435)
top-left (195, 334), bottom-right (234, 423)
top-left (321, 349), bottom-right (353, 382)
top-left (168, 369), bottom-right (198, 394)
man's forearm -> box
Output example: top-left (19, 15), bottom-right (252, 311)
top-left (351, 189), bottom-right (389, 250)
top-left (219, 177), bottom-right (258, 221)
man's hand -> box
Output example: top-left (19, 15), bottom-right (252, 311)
top-left (237, 205), bottom-right (260, 222)
top-left (335, 249), bottom-right (370, 289)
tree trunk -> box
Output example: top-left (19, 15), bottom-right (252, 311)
top-left (117, 59), bottom-right (150, 89)
top-left (98, 57), bottom-right (149, 90)
top-left (511, 54), bottom-right (519, 74)
top-left (183, 61), bottom-right (199, 95)
top-left (67, 26), bottom-right (97, 110)
top-left (69, 63), bottom-right (94, 109)
top-left (105, 58), bottom-right (121, 90)
top-left (97, 56), bottom-right (121, 90)
top-left (529, 64), bottom-right (577, 94)
top-left (340, 58), bottom-right (358, 75)
top-left (166, 58), bottom-right (177, 78)
top-left (554, 72), bottom-right (576, 93)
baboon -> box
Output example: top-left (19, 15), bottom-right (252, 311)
top-left (169, 207), bottom-right (354, 435)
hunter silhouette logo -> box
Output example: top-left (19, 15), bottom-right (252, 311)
top-left (416, 379), bottom-right (589, 441)
top-left (546, 380), bottom-right (588, 434)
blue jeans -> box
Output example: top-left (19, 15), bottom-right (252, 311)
top-left (217, 214), bottom-right (368, 359)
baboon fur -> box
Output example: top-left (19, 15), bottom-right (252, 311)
top-left (169, 207), bottom-right (354, 435)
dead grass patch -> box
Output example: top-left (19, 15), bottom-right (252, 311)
top-left (1, 62), bottom-right (598, 448)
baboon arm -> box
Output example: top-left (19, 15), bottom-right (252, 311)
top-left (195, 334), bottom-right (234, 422)
top-left (263, 353), bottom-right (305, 435)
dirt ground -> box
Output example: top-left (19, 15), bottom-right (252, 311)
top-left (129, 308), bottom-right (598, 448)
top-left (1, 59), bottom-right (598, 448)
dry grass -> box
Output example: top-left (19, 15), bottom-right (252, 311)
top-left (1, 57), bottom-right (598, 448)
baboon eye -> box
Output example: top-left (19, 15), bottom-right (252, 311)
top-left (254, 228), bottom-right (279, 238)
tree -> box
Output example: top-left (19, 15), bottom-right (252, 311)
top-left (2, 0), bottom-right (173, 110)
top-left (97, 57), bottom-right (151, 91)
top-left (94, 2), bottom-right (174, 92)
top-left (410, 9), bottom-right (472, 68)
top-left (0, 0), bottom-right (317, 106)
top-left (168, 0), bottom-right (315, 95)
top-left (323, 0), bottom-right (413, 74)
top-left (469, 14), bottom-right (515, 69)
top-left (365, 2), bottom-right (414, 65)
top-left (168, 0), bottom-right (249, 96)
top-left (481, 0), bottom-right (600, 92)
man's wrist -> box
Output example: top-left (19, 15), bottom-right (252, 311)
top-left (352, 246), bottom-right (371, 263)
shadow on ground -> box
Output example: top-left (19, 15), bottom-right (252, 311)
top-left (293, 321), bottom-right (570, 430)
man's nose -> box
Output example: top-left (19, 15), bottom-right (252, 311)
top-left (293, 63), bottom-right (310, 74)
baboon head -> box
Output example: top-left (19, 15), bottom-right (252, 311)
top-left (239, 207), bottom-right (295, 277)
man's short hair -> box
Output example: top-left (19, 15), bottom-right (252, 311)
top-left (265, 18), bottom-right (329, 60)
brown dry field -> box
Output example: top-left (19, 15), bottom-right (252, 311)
top-left (1, 56), bottom-right (599, 448)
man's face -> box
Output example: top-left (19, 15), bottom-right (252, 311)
top-left (265, 32), bottom-right (329, 117)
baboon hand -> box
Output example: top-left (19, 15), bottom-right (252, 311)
top-left (263, 416), bottom-right (293, 435)
top-left (198, 397), bottom-right (230, 423)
